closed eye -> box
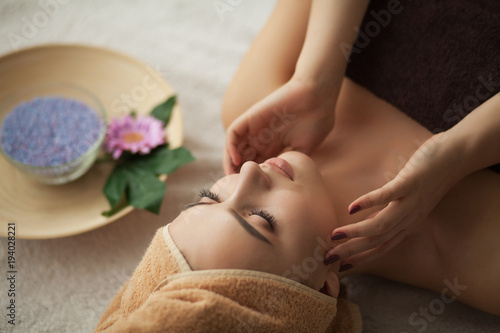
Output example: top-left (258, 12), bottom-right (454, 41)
top-left (250, 208), bottom-right (276, 231)
top-left (188, 188), bottom-right (272, 245)
top-left (199, 188), bottom-right (277, 231)
top-left (199, 188), bottom-right (221, 202)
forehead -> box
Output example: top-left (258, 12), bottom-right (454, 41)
top-left (181, 205), bottom-right (283, 267)
top-left (210, 174), bottom-right (238, 194)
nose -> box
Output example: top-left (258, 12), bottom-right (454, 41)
top-left (232, 161), bottom-right (271, 200)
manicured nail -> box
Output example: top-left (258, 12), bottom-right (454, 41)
top-left (324, 254), bottom-right (340, 265)
top-left (339, 264), bottom-right (353, 272)
top-left (331, 232), bottom-right (347, 241)
top-left (349, 205), bottom-right (361, 215)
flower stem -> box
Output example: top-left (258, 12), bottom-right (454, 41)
top-left (95, 156), bottom-right (115, 163)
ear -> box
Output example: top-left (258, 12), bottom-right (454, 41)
top-left (319, 272), bottom-right (340, 298)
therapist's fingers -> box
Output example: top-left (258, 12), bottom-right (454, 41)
top-left (337, 229), bottom-right (409, 269)
top-left (223, 145), bottom-right (238, 175)
top-left (348, 179), bottom-right (408, 215)
top-left (332, 202), bottom-right (404, 240)
top-left (224, 117), bottom-right (251, 174)
top-left (223, 137), bottom-right (238, 175)
top-left (326, 218), bottom-right (402, 262)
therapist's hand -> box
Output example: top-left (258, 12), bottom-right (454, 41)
top-left (325, 132), bottom-right (463, 271)
top-left (223, 77), bottom-right (336, 175)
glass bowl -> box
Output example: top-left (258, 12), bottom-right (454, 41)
top-left (0, 83), bottom-right (107, 185)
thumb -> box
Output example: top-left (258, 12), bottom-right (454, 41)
top-left (223, 145), bottom-right (238, 175)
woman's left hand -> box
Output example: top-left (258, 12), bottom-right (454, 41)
top-left (325, 132), bottom-right (463, 271)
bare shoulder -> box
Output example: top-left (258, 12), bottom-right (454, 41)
top-left (364, 169), bottom-right (500, 315)
top-left (429, 169), bottom-right (500, 315)
top-left (321, 79), bottom-right (500, 314)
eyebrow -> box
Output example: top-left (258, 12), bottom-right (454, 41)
top-left (182, 202), bottom-right (272, 245)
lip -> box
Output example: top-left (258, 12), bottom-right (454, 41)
top-left (262, 157), bottom-right (294, 181)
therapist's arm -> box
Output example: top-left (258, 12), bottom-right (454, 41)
top-left (293, 0), bottom-right (370, 102)
top-left (448, 92), bottom-right (500, 176)
top-left (327, 92), bottom-right (500, 269)
top-left (224, 0), bottom-right (370, 173)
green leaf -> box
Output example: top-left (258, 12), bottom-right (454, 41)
top-left (102, 165), bottom-right (128, 208)
top-left (124, 165), bottom-right (166, 214)
top-left (150, 95), bottom-right (176, 127)
top-left (101, 195), bottom-right (128, 217)
top-left (100, 93), bottom-right (194, 217)
top-left (139, 146), bottom-right (195, 175)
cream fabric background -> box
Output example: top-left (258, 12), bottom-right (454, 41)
top-left (0, 1), bottom-right (499, 332)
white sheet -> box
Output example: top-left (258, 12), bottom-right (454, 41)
top-left (0, 0), bottom-right (499, 332)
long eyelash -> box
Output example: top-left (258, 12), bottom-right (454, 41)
top-left (199, 188), bottom-right (221, 202)
top-left (250, 208), bottom-right (277, 230)
top-left (198, 189), bottom-right (276, 230)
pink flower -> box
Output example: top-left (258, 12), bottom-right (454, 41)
top-left (104, 115), bottom-right (166, 159)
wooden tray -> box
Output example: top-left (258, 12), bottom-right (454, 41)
top-left (0, 44), bottom-right (183, 239)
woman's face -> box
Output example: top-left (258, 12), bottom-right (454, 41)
top-left (170, 151), bottom-right (340, 296)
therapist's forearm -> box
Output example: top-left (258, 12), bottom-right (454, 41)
top-left (442, 92), bottom-right (500, 179)
top-left (293, 0), bottom-right (369, 97)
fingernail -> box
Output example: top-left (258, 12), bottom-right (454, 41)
top-left (331, 232), bottom-right (347, 241)
top-left (324, 254), bottom-right (340, 265)
top-left (339, 264), bottom-right (353, 272)
top-left (349, 205), bottom-right (361, 215)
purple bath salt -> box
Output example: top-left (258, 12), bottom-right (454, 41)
top-left (1, 96), bottom-right (102, 167)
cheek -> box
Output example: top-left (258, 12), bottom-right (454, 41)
top-left (278, 225), bottom-right (328, 288)
top-left (211, 175), bottom-right (237, 199)
top-left (275, 197), bottom-right (333, 263)
top-left (277, 202), bottom-right (320, 248)
top-left (301, 186), bottom-right (337, 233)
top-left (280, 192), bottom-right (335, 229)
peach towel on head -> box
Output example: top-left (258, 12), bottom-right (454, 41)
top-left (94, 226), bottom-right (362, 333)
